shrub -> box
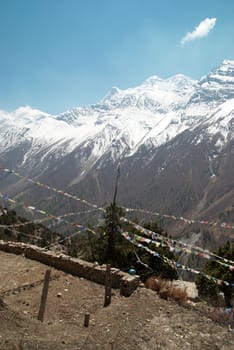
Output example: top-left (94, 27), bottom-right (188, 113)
top-left (169, 286), bottom-right (187, 304)
top-left (145, 276), bottom-right (187, 304)
top-left (145, 276), bottom-right (165, 292)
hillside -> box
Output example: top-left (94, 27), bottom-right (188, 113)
top-left (0, 251), bottom-right (234, 350)
top-left (0, 205), bottom-right (61, 247)
top-left (0, 60), bottom-right (233, 249)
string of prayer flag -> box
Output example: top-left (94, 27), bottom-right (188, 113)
top-left (1, 167), bottom-right (233, 231)
top-left (122, 231), bottom-right (234, 287)
top-left (0, 167), bottom-right (105, 212)
top-left (122, 218), bottom-right (234, 268)
top-left (0, 208), bottom-right (101, 229)
top-left (130, 230), bottom-right (234, 270)
top-left (123, 207), bottom-right (234, 230)
top-left (0, 192), bottom-right (96, 235)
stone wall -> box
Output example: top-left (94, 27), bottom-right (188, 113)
top-left (0, 240), bottom-right (139, 297)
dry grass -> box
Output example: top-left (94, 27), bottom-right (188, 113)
top-left (145, 276), bottom-right (188, 304)
top-left (145, 276), bottom-right (163, 292)
top-left (169, 287), bottom-right (187, 304)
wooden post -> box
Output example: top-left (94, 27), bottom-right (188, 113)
top-left (104, 264), bottom-right (112, 307)
top-left (84, 312), bottom-right (90, 327)
top-left (38, 269), bottom-right (51, 322)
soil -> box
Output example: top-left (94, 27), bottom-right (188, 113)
top-left (0, 251), bottom-right (233, 350)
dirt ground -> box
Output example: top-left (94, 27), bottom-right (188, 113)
top-left (0, 251), bottom-right (233, 350)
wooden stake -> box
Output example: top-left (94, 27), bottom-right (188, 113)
top-left (38, 269), bottom-right (51, 322)
top-left (104, 264), bottom-right (112, 307)
top-left (84, 312), bottom-right (90, 327)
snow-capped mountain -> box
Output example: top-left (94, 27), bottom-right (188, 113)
top-left (0, 60), bottom-right (233, 245)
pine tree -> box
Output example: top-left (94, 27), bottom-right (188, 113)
top-left (196, 241), bottom-right (234, 307)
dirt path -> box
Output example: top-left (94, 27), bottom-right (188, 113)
top-left (0, 251), bottom-right (233, 349)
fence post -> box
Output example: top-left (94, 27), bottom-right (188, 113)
top-left (38, 269), bottom-right (51, 322)
top-left (84, 312), bottom-right (90, 327)
top-left (104, 264), bottom-right (112, 307)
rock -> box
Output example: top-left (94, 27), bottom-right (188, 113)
top-left (57, 292), bottom-right (62, 298)
top-left (159, 288), bottom-right (168, 300)
top-left (142, 335), bottom-right (150, 342)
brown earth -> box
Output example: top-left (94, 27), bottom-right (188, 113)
top-left (0, 251), bottom-right (233, 350)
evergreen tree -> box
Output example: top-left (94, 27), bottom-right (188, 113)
top-left (130, 221), bottom-right (177, 280)
top-left (196, 241), bottom-right (234, 306)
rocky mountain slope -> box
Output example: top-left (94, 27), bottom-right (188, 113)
top-left (0, 60), bottom-right (233, 246)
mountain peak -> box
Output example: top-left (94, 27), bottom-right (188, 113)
top-left (142, 75), bottom-right (163, 87)
top-left (141, 74), bottom-right (196, 91)
top-left (221, 59), bottom-right (234, 67)
top-left (198, 59), bottom-right (234, 90)
top-left (166, 74), bottom-right (196, 88)
top-left (13, 106), bottom-right (50, 119)
top-left (100, 86), bottom-right (121, 104)
top-left (212, 59), bottom-right (234, 74)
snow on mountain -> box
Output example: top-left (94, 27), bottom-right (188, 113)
top-left (0, 60), bottom-right (233, 171)
top-left (205, 99), bottom-right (234, 142)
top-left (99, 73), bottom-right (196, 111)
top-left (0, 106), bottom-right (104, 159)
top-left (188, 60), bottom-right (234, 108)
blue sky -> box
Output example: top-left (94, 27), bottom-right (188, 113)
top-left (0, 0), bottom-right (233, 114)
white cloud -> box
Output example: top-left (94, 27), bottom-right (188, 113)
top-left (180, 18), bottom-right (217, 45)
